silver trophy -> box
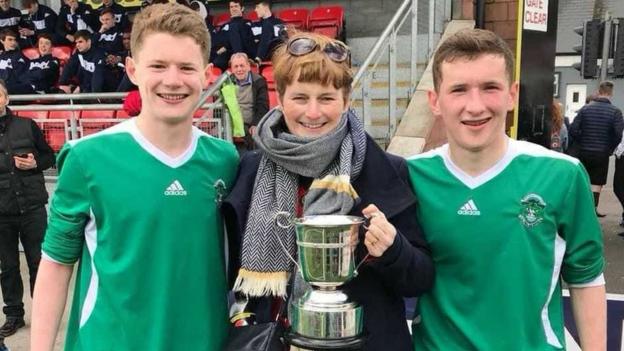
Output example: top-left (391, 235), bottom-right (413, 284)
top-left (275, 212), bottom-right (367, 350)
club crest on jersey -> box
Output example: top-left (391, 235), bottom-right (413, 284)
top-left (518, 193), bottom-right (546, 228)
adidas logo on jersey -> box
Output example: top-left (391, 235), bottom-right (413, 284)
top-left (457, 199), bottom-right (480, 216)
top-left (164, 180), bottom-right (187, 196)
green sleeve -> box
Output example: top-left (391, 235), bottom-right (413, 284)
top-left (559, 163), bottom-right (605, 284)
top-left (42, 144), bottom-right (91, 264)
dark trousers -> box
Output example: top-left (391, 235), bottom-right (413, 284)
top-left (0, 207), bottom-right (47, 318)
top-left (615, 157), bottom-right (624, 217)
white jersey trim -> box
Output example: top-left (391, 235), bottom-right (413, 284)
top-left (540, 234), bottom-right (566, 349)
top-left (128, 119), bottom-right (200, 169)
top-left (79, 209), bottom-right (99, 328)
top-left (567, 273), bottom-right (606, 288)
top-left (40, 252), bottom-right (74, 265)
top-left (408, 138), bottom-right (580, 189)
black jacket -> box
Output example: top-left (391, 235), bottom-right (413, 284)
top-left (222, 136), bottom-right (434, 351)
top-left (0, 110), bottom-right (55, 215)
top-left (59, 47), bottom-right (106, 92)
top-left (252, 15), bottom-right (285, 61)
top-left (23, 53), bottom-right (60, 92)
top-left (232, 72), bottom-right (269, 127)
top-left (0, 49), bottom-right (28, 86)
top-left (93, 27), bottom-right (124, 56)
top-left (57, 2), bottom-right (96, 38)
top-left (21, 4), bottom-right (58, 46)
top-left (221, 16), bottom-right (256, 58)
top-left (0, 7), bottom-right (23, 34)
top-left (570, 97), bottom-right (624, 155)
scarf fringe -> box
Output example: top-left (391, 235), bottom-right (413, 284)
top-left (233, 269), bottom-right (289, 297)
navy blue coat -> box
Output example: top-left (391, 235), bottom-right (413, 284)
top-left (570, 97), bottom-right (624, 156)
top-left (222, 135), bottom-right (434, 351)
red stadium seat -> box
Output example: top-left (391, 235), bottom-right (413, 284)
top-left (81, 110), bottom-right (116, 119)
top-left (51, 46), bottom-right (73, 65)
top-left (22, 47), bottom-right (39, 60)
top-left (245, 10), bottom-right (259, 22)
top-left (213, 12), bottom-right (230, 29)
top-left (268, 90), bottom-right (279, 108)
top-left (261, 65), bottom-right (275, 90)
top-left (45, 129), bottom-right (67, 152)
top-left (115, 109), bottom-right (131, 119)
top-left (309, 6), bottom-right (344, 39)
top-left (312, 26), bottom-right (339, 39)
top-left (49, 110), bottom-right (79, 120)
top-left (17, 110), bottom-right (48, 119)
top-left (277, 8), bottom-right (309, 30)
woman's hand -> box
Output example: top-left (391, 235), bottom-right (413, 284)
top-left (362, 204), bottom-right (396, 257)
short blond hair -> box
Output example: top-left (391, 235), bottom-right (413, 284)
top-left (131, 3), bottom-right (211, 65)
top-left (272, 32), bottom-right (352, 99)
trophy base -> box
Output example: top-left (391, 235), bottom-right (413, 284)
top-left (284, 329), bottom-right (366, 350)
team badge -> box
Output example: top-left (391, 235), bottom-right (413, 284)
top-left (518, 193), bottom-right (546, 228)
top-left (214, 179), bottom-right (227, 206)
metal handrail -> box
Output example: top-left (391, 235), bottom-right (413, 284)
top-left (352, 0), bottom-right (413, 88)
top-left (8, 72), bottom-right (234, 142)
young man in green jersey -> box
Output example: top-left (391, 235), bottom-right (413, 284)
top-left (408, 29), bottom-right (606, 350)
top-left (30, 4), bottom-right (239, 351)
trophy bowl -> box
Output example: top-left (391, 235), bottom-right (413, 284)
top-left (293, 215), bottom-right (364, 287)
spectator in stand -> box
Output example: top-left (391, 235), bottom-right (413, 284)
top-left (229, 52), bottom-right (268, 152)
top-left (0, 0), bottom-right (22, 46)
top-left (0, 29), bottom-right (31, 94)
top-left (252, 0), bottom-right (284, 63)
top-left (93, 9), bottom-right (124, 89)
top-left (18, 0), bottom-right (59, 47)
top-left (93, 9), bottom-right (123, 56)
top-left (56, 0), bottom-right (96, 44)
top-left (212, 0), bottom-right (255, 70)
top-left (58, 30), bottom-right (107, 93)
top-left (22, 34), bottom-right (60, 93)
top-left (96, 0), bottom-right (129, 32)
top-left (0, 79), bottom-right (55, 338)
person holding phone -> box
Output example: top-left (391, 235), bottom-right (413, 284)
top-left (0, 78), bottom-right (55, 337)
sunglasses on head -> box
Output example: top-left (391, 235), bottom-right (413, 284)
top-left (286, 37), bottom-right (351, 64)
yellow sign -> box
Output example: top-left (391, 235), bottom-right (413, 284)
top-left (82, 0), bottom-right (142, 9)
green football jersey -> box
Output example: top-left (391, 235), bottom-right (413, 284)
top-left (407, 139), bottom-right (604, 351)
top-left (43, 119), bottom-right (239, 351)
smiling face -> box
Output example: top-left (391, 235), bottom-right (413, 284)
top-left (229, 1), bottom-right (242, 17)
top-left (126, 32), bottom-right (209, 125)
top-left (230, 55), bottom-right (250, 81)
top-left (428, 54), bottom-right (517, 156)
top-left (278, 79), bottom-right (347, 138)
top-left (37, 36), bottom-right (52, 55)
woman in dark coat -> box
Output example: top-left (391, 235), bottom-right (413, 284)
top-left (222, 32), bottom-right (434, 351)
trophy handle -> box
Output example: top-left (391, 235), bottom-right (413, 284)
top-left (273, 211), bottom-right (303, 274)
top-left (353, 218), bottom-right (372, 277)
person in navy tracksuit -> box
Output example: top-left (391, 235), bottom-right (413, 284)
top-left (58, 30), bottom-right (107, 93)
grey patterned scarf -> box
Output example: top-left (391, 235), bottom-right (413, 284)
top-left (233, 108), bottom-right (367, 297)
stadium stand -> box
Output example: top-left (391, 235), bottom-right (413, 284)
top-left (308, 5), bottom-right (344, 39)
top-left (213, 12), bottom-right (231, 29)
top-left (277, 8), bottom-right (308, 30)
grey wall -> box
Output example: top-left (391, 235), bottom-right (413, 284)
top-left (557, 0), bottom-right (624, 53)
top-left (556, 66), bottom-right (624, 114)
